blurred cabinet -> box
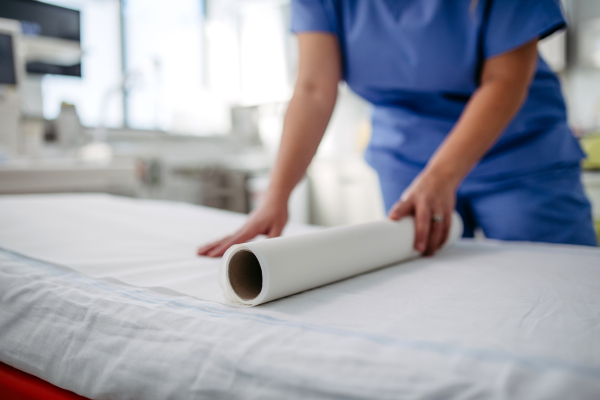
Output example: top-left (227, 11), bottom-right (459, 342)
top-left (172, 164), bottom-right (309, 224)
top-left (0, 158), bottom-right (138, 196)
top-left (200, 167), bottom-right (250, 214)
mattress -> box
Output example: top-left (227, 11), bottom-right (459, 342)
top-left (1, 194), bottom-right (600, 399)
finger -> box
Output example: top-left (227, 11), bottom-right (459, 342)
top-left (267, 223), bottom-right (284, 238)
top-left (197, 237), bottom-right (230, 256)
top-left (207, 236), bottom-right (242, 258)
top-left (425, 212), bottom-right (445, 256)
top-left (207, 230), bottom-right (256, 258)
top-left (207, 241), bottom-right (236, 258)
top-left (198, 237), bottom-right (229, 253)
top-left (414, 205), bottom-right (431, 253)
top-left (388, 199), bottom-right (413, 221)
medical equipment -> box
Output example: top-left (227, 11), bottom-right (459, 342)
top-left (0, 0), bottom-right (81, 76)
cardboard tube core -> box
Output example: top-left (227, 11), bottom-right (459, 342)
top-left (228, 250), bottom-right (263, 301)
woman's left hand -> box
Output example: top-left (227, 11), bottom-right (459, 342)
top-left (388, 171), bottom-right (458, 256)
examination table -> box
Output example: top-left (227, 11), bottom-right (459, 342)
top-left (0, 194), bottom-right (599, 399)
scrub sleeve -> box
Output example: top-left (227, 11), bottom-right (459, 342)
top-left (484, 0), bottom-right (566, 58)
top-left (291, 0), bottom-right (336, 34)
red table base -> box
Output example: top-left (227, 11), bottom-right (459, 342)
top-left (0, 362), bottom-right (90, 400)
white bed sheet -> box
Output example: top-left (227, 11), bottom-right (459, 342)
top-left (1, 194), bottom-right (600, 399)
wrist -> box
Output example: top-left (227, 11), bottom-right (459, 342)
top-left (264, 188), bottom-right (290, 208)
top-left (421, 163), bottom-right (463, 191)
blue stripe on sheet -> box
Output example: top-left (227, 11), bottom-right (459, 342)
top-left (2, 246), bottom-right (600, 381)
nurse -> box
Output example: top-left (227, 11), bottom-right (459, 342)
top-left (199, 0), bottom-right (597, 258)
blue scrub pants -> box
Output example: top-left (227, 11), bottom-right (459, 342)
top-left (373, 159), bottom-right (598, 247)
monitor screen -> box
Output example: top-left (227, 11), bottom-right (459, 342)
top-left (0, 0), bottom-right (81, 77)
top-left (0, 33), bottom-right (17, 85)
top-left (0, 0), bottom-right (80, 42)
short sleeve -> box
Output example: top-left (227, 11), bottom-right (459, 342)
top-left (485, 0), bottom-right (566, 58)
top-left (291, 0), bottom-right (336, 34)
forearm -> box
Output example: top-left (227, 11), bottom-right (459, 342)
top-left (387, 41), bottom-right (539, 255)
top-left (423, 78), bottom-right (530, 189)
top-left (267, 85), bottom-right (337, 203)
top-left (422, 40), bottom-right (538, 189)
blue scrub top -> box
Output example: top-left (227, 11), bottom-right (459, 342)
top-left (291, 0), bottom-right (585, 178)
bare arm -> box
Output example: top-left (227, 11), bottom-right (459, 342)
top-left (390, 39), bottom-right (539, 255)
top-left (198, 33), bottom-right (342, 257)
top-left (266, 33), bottom-right (342, 204)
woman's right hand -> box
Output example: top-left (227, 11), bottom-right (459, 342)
top-left (197, 196), bottom-right (289, 258)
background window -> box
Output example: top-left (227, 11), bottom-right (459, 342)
top-left (124, 0), bottom-right (230, 135)
top-left (39, 0), bottom-right (123, 128)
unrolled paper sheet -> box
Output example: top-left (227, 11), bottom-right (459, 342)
top-left (0, 195), bottom-right (463, 307)
top-left (220, 213), bottom-right (463, 306)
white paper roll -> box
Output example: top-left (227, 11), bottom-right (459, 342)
top-left (220, 213), bottom-right (464, 306)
